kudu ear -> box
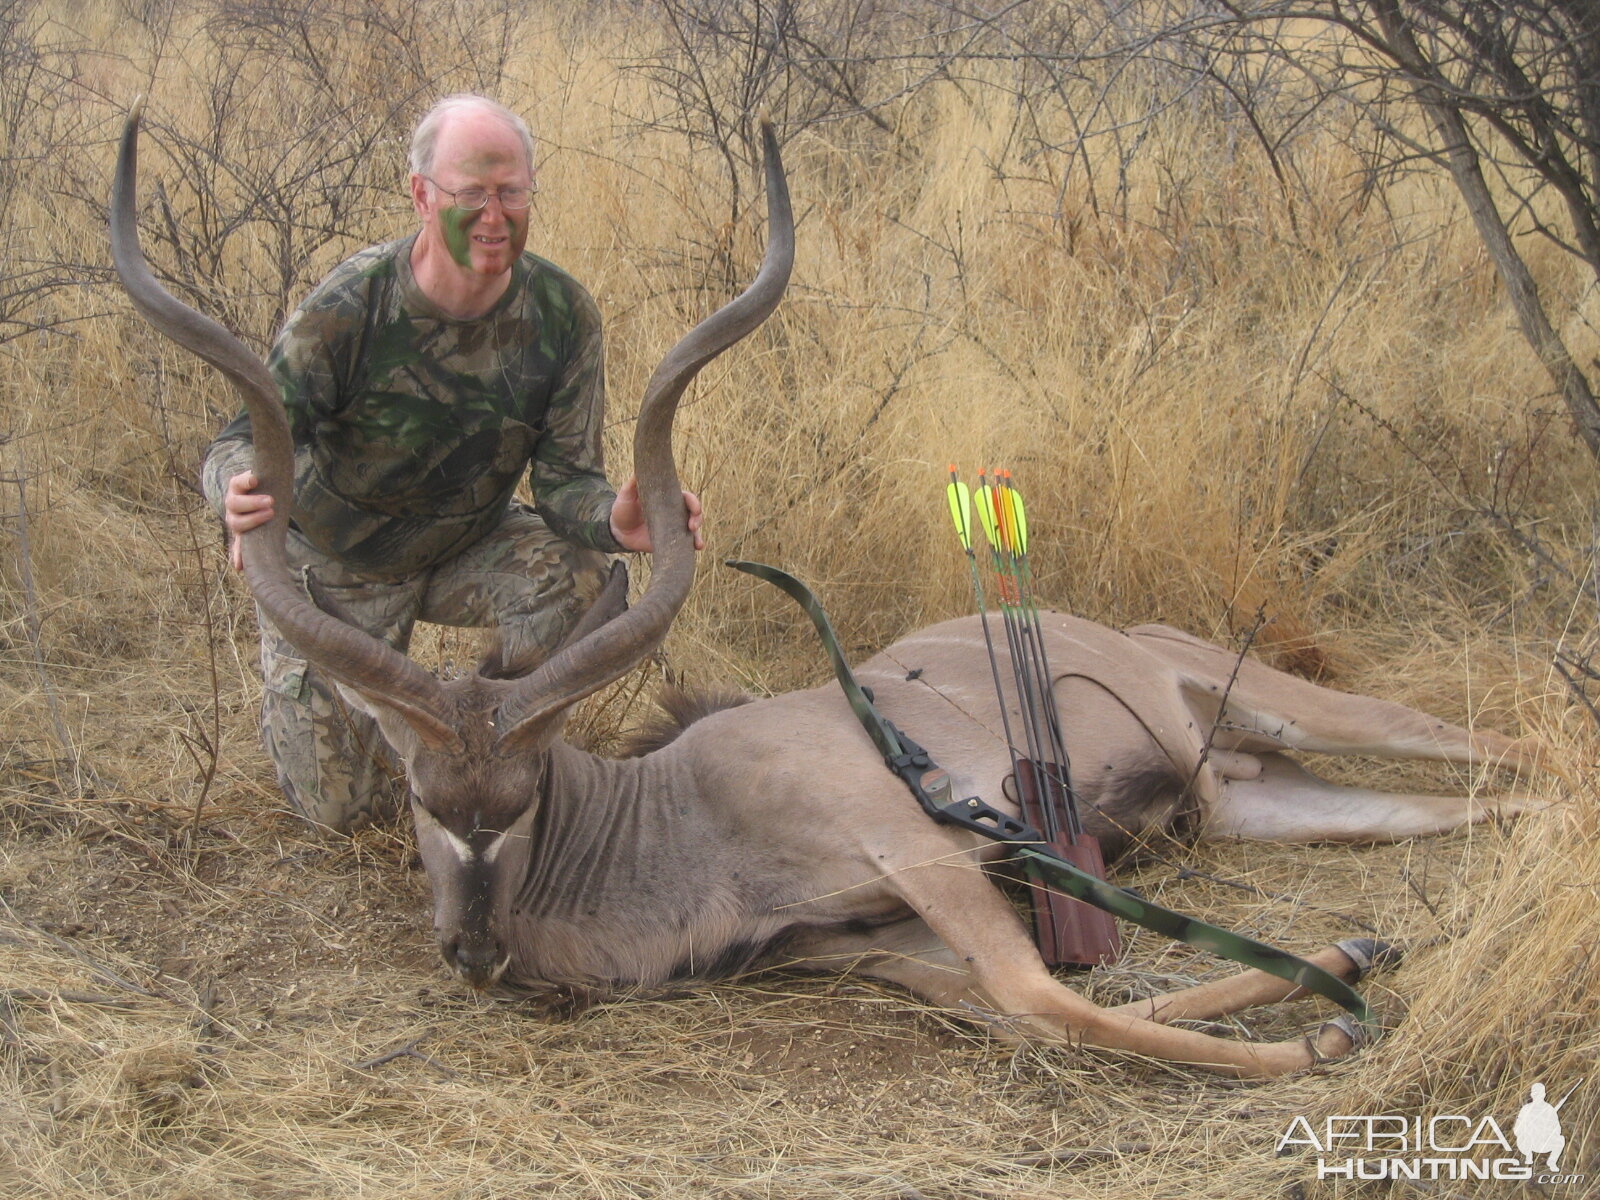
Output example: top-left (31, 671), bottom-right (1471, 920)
top-left (479, 561), bottom-right (631, 682)
top-left (491, 708), bottom-right (566, 758)
top-left (300, 574), bottom-right (466, 754)
top-left (336, 684), bottom-right (466, 755)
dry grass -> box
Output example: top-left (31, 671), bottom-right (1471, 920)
top-left (2, 1), bottom-right (1597, 1196)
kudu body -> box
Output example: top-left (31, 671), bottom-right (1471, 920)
top-left (113, 110), bottom-right (1547, 1078)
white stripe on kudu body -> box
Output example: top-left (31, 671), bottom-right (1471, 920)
top-left (110, 107), bottom-right (1555, 1080)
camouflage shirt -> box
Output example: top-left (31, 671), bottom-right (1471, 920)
top-left (203, 233), bottom-right (621, 577)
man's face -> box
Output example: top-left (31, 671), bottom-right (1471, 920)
top-left (411, 110), bottom-right (533, 280)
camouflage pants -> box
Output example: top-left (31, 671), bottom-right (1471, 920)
top-left (257, 503), bottom-right (608, 833)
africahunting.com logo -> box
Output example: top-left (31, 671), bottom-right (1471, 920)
top-left (1276, 1081), bottom-right (1584, 1185)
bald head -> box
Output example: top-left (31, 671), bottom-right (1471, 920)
top-left (410, 95), bottom-right (534, 177)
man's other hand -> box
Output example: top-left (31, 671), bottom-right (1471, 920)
top-left (608, 476), bottom-right (704, 553)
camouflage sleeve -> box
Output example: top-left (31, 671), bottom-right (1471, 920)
top-left (530, 283), bottom-right (623, 554)
top-left (199, 296), bottom-right (337, 522)
top-left (200, 433), bottom-right (256, 522)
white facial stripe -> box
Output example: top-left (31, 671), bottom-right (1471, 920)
top-left (441, 828), bottom-right (474, 864)
top-left (482, 833), bottom-right (508, 864)
top-left (416, 805), bottom-right (477, 865)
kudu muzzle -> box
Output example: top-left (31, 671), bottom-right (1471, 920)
top-left (434, 833), bottom-right (512, 990)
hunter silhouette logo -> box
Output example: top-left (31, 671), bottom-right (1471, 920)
top-left (1276, 1081), bottom-right (1585, 1185)
top-left (1513, 1082), bottom-right (1574, 1171)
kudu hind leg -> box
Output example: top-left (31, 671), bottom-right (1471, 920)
top-left (1226, 678), bottom-right (1545, 774)
top-left (869, 853), bottom-right (1361, 1077)
top-left (1201, 753), bottom-right (1547, 843)
top-left (1136, 624), bottom-right (1548, 773)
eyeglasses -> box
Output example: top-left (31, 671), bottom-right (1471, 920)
top-left (424, 177), bottom-right (537, 211)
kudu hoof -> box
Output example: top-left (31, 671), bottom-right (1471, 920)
top-left (1308, 1012), bottom-right (1377, 1065)
top-left (1335, 936), bottom-right (1402, 980)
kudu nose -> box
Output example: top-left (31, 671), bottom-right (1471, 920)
top-left (442, 935), bottom-right (508, 990)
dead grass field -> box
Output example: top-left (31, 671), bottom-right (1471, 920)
top-left (2, 2), bottom-right (1597, 1196)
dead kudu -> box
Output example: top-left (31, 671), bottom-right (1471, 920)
top-left (112, 109), bottom-right (1551, 1078)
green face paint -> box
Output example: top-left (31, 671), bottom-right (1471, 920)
top-left (441, 206), bottom-right (478, 268)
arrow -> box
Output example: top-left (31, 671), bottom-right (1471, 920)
top-left (946, 466), bottom-right (1017, 765)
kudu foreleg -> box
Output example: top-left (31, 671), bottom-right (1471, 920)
top-left (863, 849), bottom-right (1363, 1078)
top-left (1103, 938), bottom-right (1394, 1026)
top-left (790, 918), bottom-right (1385, 1040)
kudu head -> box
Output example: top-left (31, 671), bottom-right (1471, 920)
top-left (110, 101), bottom-right (794, 988)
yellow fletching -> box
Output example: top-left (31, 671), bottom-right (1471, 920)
top-left (1003, 481), bottom-right (1028, 555)
top-left (974, 477), bottom-right (1001, 548)
top-left (945, 479), bottom-right (972, 550)
top-left (991, 476), bottom-right (1016, 556)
